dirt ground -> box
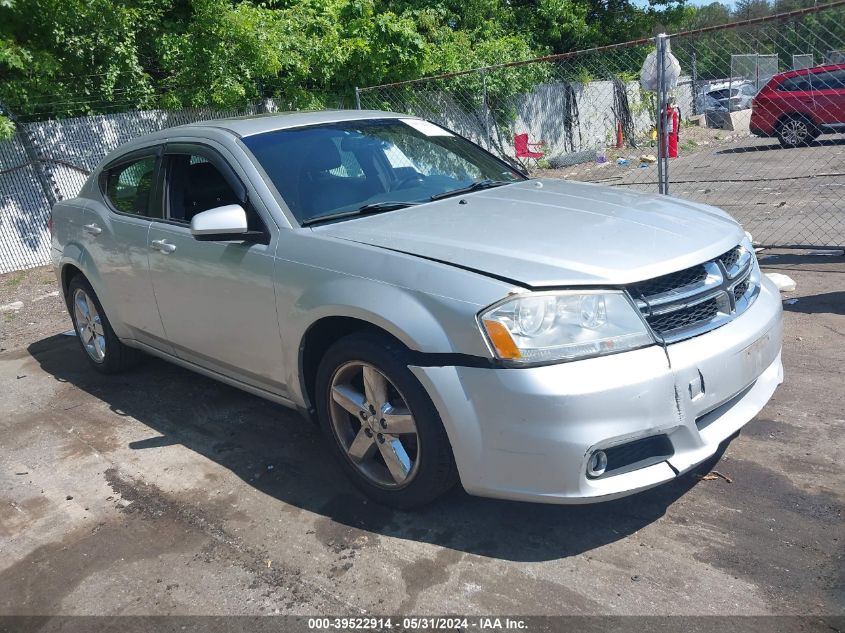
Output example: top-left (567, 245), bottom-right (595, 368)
top-left (0, 254), bottom-right (843, 619)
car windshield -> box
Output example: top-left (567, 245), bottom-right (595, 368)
top-left (242, 118), bottom-right (524, 225)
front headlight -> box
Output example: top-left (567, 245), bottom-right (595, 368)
top-left (478, 290), bottom-right (655, 365)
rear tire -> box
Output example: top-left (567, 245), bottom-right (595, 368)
top-left (66, 275), bottom-right (140, 374)
top-left (776, 115), bottom-right (817, 147)
top-left (315, 332), bottom-right (458, 509)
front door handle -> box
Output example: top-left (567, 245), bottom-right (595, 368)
top-left (151, 239), bottom-right (176, 254)
top-left (83, 223), bottom-right (102, 236)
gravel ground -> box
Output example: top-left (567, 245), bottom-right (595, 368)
top-left (0, 267), bottom-right (67, 353)
top-left (0, 254), bottom-right (842, 620)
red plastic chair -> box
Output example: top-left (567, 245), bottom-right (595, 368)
top-left (514, 133), bottom-right (545, 165)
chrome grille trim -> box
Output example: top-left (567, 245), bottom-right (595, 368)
top-left (634, 261), bottom-right (723, 311)
top-left (628, 245), bottom-right (759, 344)
top-left (722, 246), bottom-right (753, 279)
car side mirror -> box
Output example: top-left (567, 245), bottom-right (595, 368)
top-left (190, 204), bottom-right (249, 241)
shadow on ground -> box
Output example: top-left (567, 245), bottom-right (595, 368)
top-left (781, 291), bottom-right (845, 315)
top-left (760, 252), bottom-right (845, 268)
top-left (27, 334), bottom-right (725, 563)
top-left (715, 137), bottom-right (845, 154)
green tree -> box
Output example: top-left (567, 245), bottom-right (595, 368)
top-left (0, 0), bottom-right (154, 120)
top-left (0, 0), bottom-right (715, 129)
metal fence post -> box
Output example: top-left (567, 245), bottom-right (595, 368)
top-left (655, 33), bottom-right (667, 195)
top-left (690, 50), bottom-right (699, 116)
top-left (17, 128), bottom-right (60, 208)
top-left (662, 35), bottom-right (670, 196)
top-left (1, 103), bottom-right (59, 208)
top-left (354, 87), bottom-right (361, 110)
top-left (480, 69), bottom-right (492, 150)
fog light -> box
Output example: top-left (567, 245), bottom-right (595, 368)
top-left (587, 450), bottom-right (608, 477)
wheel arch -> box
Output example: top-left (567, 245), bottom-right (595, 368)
top-left (58, 239), bottom-right (104, 296)
top-left (298, 315), bottom-right (416, 424)
top-left (57, 250), bottom-right (130, 339)
top-left (288, 272), bottom-right (484, 416)
top-left (776, 111), bottom-right (819, 131)
top-left (60, 261), bottom-right (87, 298)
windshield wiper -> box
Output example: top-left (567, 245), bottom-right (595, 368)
top-left (301, 201), bottom-right (421, 227)
top-left (429, 179), bottom-right (512, 201)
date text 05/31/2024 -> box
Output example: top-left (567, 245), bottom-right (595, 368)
top-left (307, 617), bottom-right (528, 630)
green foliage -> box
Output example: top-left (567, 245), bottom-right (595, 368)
top-left (1, 0), bottom-right (840, 123)
top-left (0, 114), bottom-right (14, 140)
top-left (156, 0), bottom-right (286, 108)
top-left (0, 0), bottom-right (154, 119)
top-left (574, 66), bottom-right (594, 84)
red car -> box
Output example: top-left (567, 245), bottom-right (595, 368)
top-left (750, 63), bottom-right (845, 147)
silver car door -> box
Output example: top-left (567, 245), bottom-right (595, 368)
top-left (85, 148), bottom-right (171, 350)
top-left (146, 144), bottom-right (286, 395)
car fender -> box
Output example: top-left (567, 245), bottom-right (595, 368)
top-left (281, 273), bottom-right (487, 405)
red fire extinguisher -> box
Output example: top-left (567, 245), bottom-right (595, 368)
top-left (664, 101), bottom-right (680, 158)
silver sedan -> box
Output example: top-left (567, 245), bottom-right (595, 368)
top-left (51, 111), bottom-right (783, 508)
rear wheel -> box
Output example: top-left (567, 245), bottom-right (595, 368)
top-left (66, 275), bottom-right (140, 374)
top-left (315, 332), bottom-right (458, 509)
top-left (776, 115), bottom-right (817, 147)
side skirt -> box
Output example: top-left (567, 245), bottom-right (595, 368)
top-left (128, 339), bottom-right (300, 410)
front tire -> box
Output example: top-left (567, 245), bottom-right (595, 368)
top-left (66, 275), bottom-right (140, 374)
top-left (315, 332), bottom-right (458, 509)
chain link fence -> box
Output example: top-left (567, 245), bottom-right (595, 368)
top-left (358, 1), bottom-right (845, 248)
top-left (2, 3), bottom-right (844, 274)
top-left (0, 105), bottom-right (261, 273)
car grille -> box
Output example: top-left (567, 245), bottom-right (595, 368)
top-left (733, 278), bottom-right (750, 301)
top-left (628, 244), bottom-right (759, 343)
top-left (719, 246), bottom-right (742, 270)
top-left (647, 297), bottom-right (720, 334)
top-left (632, 266), bottom-right (708, 297)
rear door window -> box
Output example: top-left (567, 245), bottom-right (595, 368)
top-left (811, 69), bottom-right (845, 90)
top-left (778, 75), bottom-right (812, 92)
top-left (104, 156), bottom-right (160, 217)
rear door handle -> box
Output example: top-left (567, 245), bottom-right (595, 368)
top-left (151, 239), bottom-right (176, 254)
top-left (83, 223), bottom-right (102, 236)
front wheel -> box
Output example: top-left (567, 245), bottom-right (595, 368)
top-left (315, 333), bottom-right (458, 509)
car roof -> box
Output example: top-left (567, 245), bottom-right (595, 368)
top-left (773, 62), bottom-right (845, 80)
top-left (172, 109), bottom-right (407, 138)
top-left (98, 110), bottom-right (423, 169)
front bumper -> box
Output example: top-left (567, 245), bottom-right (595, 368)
top-left (411, 275), bottom-right (784, 504)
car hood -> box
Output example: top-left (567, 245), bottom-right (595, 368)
top-left (313, 179), bottom-right (745, 287)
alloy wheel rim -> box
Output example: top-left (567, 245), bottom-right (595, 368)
top-left (328, 361), bottom-right (420, 489)
top-left (784, 120), bottom-right (808, 144)
top-left (73, 288), bottom-right (106, 362)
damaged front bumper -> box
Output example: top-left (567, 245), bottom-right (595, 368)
top-left (411, 275), bottom-right (784, 504)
